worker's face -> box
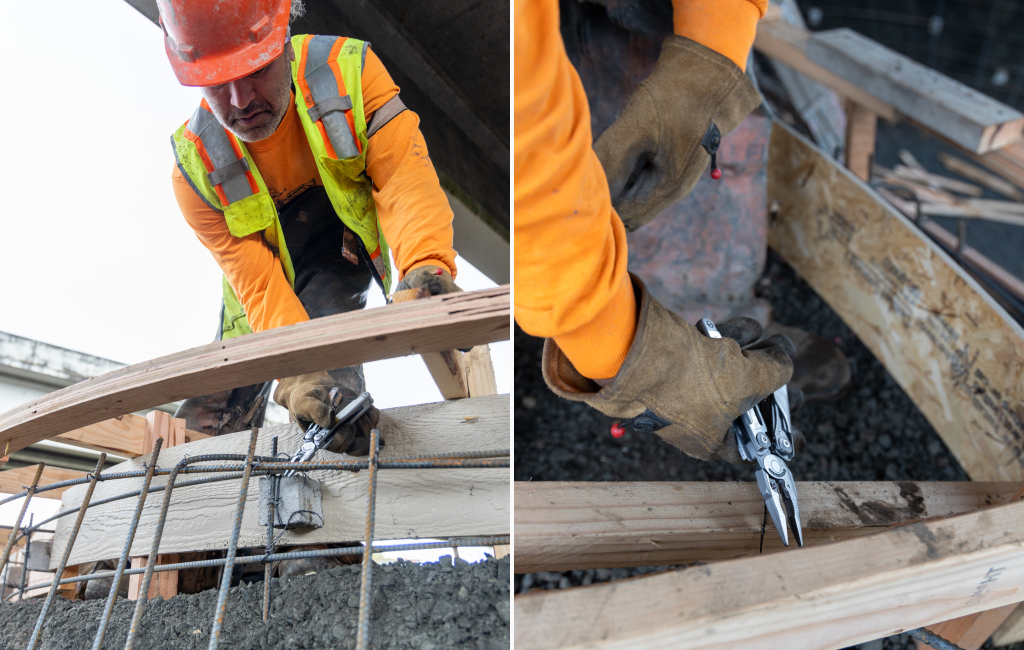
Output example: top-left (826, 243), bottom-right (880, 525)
top-left (201, 42), bottom-right (295, 142)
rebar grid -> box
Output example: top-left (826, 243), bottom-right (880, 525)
top-left (0, 431), bottom-right (510, 649)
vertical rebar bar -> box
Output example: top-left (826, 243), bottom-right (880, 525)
top-left (18, 514), bottom-right (34, 600)
top-left (262, 436), bottom-right (278, 622)
top-left (0, 463), bottom-right (44, 578)
top-left (92, 438), bottom-right (164, 650)
top-left (27, 454), bottom-right (106, 650)
top-left (209, 428), bottom-right (260, 650)
top-left (125, 454), bottom-right (191, 649)
top-left (356, 428), bottom-right (382, 650)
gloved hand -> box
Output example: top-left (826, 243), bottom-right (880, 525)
top-left (395, 264), bottom-right (461, 296)
top-left (274, 372), bottom-right (380, 456)
top-left (593, 35), bottom-right (762, 232)
top-left (542, 274), bottom-right (793, 463)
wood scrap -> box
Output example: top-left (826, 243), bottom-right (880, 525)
top-left (899, 149), bottom-right (927, 171)
top-left (54, 414), bottom-right (208, 458)
top-left (0, 465), bottom-right (86, 499)
top-left (52, 396), bottom-right (509, 567)
top-left (514, 481), bottom-right (1021, 573)
top-left (844, 100), bottom-right (876, 180)
top-left (806, 29), bottom-right (1024, 153)
top-left (937, 152), bottom-right (1024, 201)
top-left (970, 139), bottom-right (1024, 190)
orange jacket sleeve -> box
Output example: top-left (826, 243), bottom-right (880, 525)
top-left (171, 164), bottom-right (310, 333)
top-left (514, 0), bottom-right (637, 380)
top-left (363, 49), bottom-right (457, 280)
top-left (672, 0), bottom-right (766, 71)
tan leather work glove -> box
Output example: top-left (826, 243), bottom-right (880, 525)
top-left (274, 372), bottom-right (380, 456)
top-left (395, 264), bottom-right (461, 296)
top-left (542, 274), bottom-right (793, 463)
top-left (593, 35), bottom-right (762, 231)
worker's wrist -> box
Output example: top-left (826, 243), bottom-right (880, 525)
top-left (671, 0), bottom-right (763, 71)
top-left (403, 258), bottom-right (455, 279)
top-left (552, 273), bottom-right (638, 381)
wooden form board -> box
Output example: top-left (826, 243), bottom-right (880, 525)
top-left (514, 481), bottom-right (1020, 574)
top-left (0, 287), bottom-right (509, 459)
top-left (51, 395), bottom-right (509, 567)
top-left (54, 413), bottom-right (208, 459)
top-left (514, 499), bottom-right (1024, 649)
top-left (0, 465), bottom-right (87, 499)
top-left (806, 29), bottom-right (1024, 154)
top-left (767, 122), bottom-right (1024, 482)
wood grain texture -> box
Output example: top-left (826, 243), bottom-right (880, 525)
top-left (52, 396), bottom-right (509, 567)
top-left (390, 287), bottom-right (469, 399)
top-left (807, 29), bottom-right (1024, 153)
top-left (767, 122), bottom-right (1024, 482)
top-left (514, 481), bottom-right (1021, 573)
top-left (464, 346), bottom-right (498, 397)
top-left (515, 499), bottom-right (1024, 649)
top-left (0, 287), bottom-right (509, 458)
top-left (0, 465), bottom-right (87, 499)
top-left (55, 414), bottom-right (209, 458)
top-left (937, 152), bottom-right (1024, 201)
top-left (845, 100), bottom-right (876, 181)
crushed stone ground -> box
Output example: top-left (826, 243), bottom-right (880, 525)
top-left (0, 555), bottom-right (509, 650)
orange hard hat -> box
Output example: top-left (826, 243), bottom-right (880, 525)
top-left (157, 0), bottom-right (292, 87)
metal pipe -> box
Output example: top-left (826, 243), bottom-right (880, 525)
top-left (0, 463), bottom-right (44, 578)
top-left (27, 454), bottom-right (107, 650)
top-left (209, 429), bottom-right (260, 649)
top-left (356, 428), bottom-right (382, 650)
top-left (92, 438), bottom-right (164, 650)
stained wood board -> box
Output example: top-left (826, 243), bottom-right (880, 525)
top-left (514, 499), bottom-right (1024, 649)
top-left (807, 29), bottom-right (1024, 154)
top-left (54, 414), bottom-right (208, 458)
top-left (0, 466), bottom-right (87, 499)
top-left (51, 396), bottom-right (509, 567)
top-left (514, 481), bottom-right (1020, 573)
top-left (0, 286), bottom-right (509, 459)
top-left (767, 122), bottom-right (1024, 482)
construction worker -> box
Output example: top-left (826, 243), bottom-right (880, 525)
top-left (515, 0), bottom-right (796, 462)
top-left (159, 0), bottom-right (460, 449)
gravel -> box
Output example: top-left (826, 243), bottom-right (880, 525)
top-left (0, 556), bottom-right (510, 649)
top-left (514, 251), bottom-right (1020, 650)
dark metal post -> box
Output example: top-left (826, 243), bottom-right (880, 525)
top-left (356, 428), bottom-right (382, 650)
top-left (92, 438), bottom-right (164, 650)
top-left (27, 454), bottom-right (107, 650)
top-left (209, 428), bottom-right (260, 649)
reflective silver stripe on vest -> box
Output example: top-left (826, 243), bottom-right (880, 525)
top-left (187, 106), bottom-right (254, 206)
top-left (304, 35), bottom-right (361, 159)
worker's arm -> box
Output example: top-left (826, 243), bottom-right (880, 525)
top-left (672, 0), bottom-right (767, 71)
top-left (362, 48), bottom-right (457, 283)
top-left (171, 167), bottom-right (309, 332)
top-left (513, 0), bottom-right (637, 380)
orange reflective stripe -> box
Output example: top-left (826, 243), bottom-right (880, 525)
top-left (183, 127), bottom-right (229, 206)
top-left (226, 134), bottom-right (260, 195)
top-left (326, 37), bottom-right (361, 155)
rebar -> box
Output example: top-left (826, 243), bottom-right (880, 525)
top-left (209, 428), bottom-right (260, 649)
top-left (27, 453), bottom-right (107, 650)
top-left (356, 428), bottom-right (382, 650)
top-left (0, 463), bottom-right (44, 578)
top-left (18, 514), bottom-right (33, 600)
top-left (908, 627), bottom-right (967, 650)
top-left (262, 435), bottom-right (278, 622)
top-left (92, 437), bottom-right (164, 650)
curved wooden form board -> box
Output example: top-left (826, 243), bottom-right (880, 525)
top-left (515, 499), bottom-right (1024, 649)
top-left (767, 122), bottom-right (1024, 481)
top-left (0, 287), bottom-right (509, 459)
top-left (52, 395), bottom-right (510, 568)
top-left (514, 480), bottom-right (1022, 573)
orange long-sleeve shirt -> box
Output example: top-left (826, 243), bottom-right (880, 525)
top-left (513, 0), bottom-right (765, 379)
top-left (172, 46), bottom-right (456, 334)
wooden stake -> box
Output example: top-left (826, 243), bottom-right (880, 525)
top-left (844, 100), bottom-right (877, 181)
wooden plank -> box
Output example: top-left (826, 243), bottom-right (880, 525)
top-left (994, 603), bottom-right (1024, 645)
top-left (844, 100), bottom-right (876, 180)
top-left (514, 499), bottom-right (1024, 649)
top-left (464, 346), bottom-right (498, 397)
top-left (937, 152), bottom-right (1024, 201)
top-left (970, 140), bottom-right (1024, 190)
top-left (390, 287), bottom-right (469, 399)
top-left (53, 414), bottom-right (209, 458)
top-left (0, 286), bottom-right (509, 459)
top-left (753, 20), bottom-right (896, 121)
top-left (51, 395), bottom-right (509, 567)
top-left (0, 465), bottom-right (87, 499)
top-left (888, 164), bottom-right (985, 198)
top-left (767, 122), bottom-right (1024, 482)
top-left (807, 29), bottom-right (1024, 154)
top-left (514, 481), bottom-right (1020, 573)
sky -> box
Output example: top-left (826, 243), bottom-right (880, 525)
top-left (0, 0), bottom-right (509, 411)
